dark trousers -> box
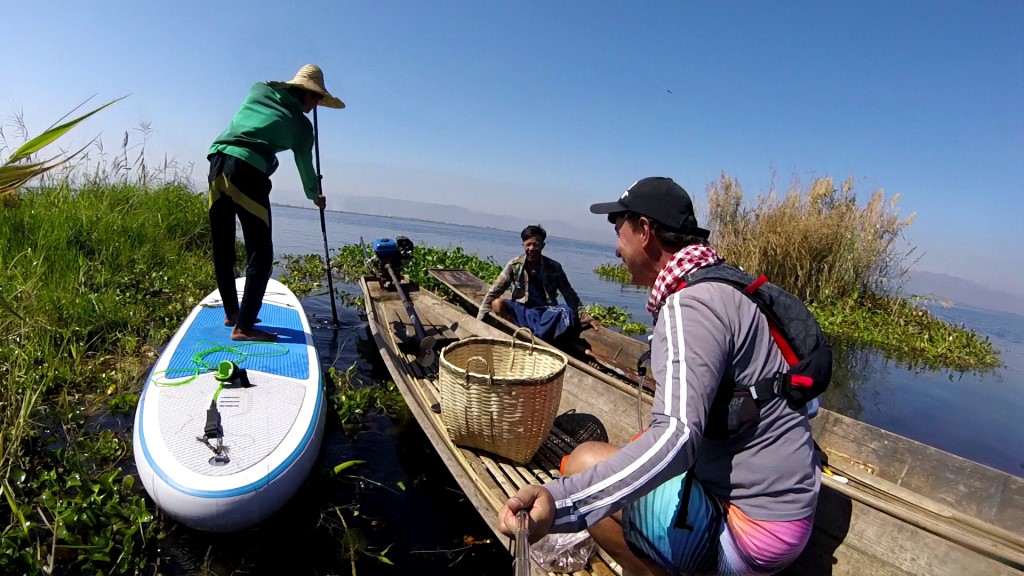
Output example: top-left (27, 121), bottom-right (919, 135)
top-left (207, 152), bottom-right (273, 330)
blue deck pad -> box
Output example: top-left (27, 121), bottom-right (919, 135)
top-left (165, 303), bottom-right (310, 380)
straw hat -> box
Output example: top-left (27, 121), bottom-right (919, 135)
top-left (269, 64), bottom-right (345, 109)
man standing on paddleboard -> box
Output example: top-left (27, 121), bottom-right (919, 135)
top-left (207, 65), bottom-right (344, 341)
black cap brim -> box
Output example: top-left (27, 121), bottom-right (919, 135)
top-left (688, 226), bottom-right (712, 240)
top-left (589, 201), bottom-right (628, 215)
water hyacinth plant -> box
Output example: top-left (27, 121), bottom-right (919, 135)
top-left (585, 304), bottom-right (647, 336)
top-left (328, 362), bottom-right (409, 431)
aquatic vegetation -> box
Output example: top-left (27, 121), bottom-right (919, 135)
top-left (333, 242), bottom-right (504, 297)
top-left (277, 253), bottom-right (329, 296)
top-left (593, 263), bottom-right (632, 284)
top-left (619, 322), bottom-right (648, 336)
top-left (1, 392), bottom-right (159, 574)
top-left (322, 503), bottom-right (395, 576)
top-left (106, 392), bottom-right (140, 415)
top-left (276, 252), bottom-right (365, 307)
top-left (585, 304), bottom-right (648, 335)
top-left (329, 363), bottom-right (409, 430)
top-left (809, 293), bottom-right (1000, 372)
top-left (280, 242), bottom-right (503, 305)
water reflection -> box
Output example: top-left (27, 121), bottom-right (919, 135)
top-left (818, 340), bottom-right (874, 419)
top-left (822, 337), bottom-right (1023, 477)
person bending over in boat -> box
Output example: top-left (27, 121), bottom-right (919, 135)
top-left (497, 177), bottom-right (819, 576)
top-left (477, 224), bottom-right (595, 341)
top-left (207, 64), bottom-right (344, 342)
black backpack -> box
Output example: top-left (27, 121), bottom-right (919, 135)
top-left (659, 261), bottom-right (833, 530)
top-left (672, 262), bottom-right (832, 438)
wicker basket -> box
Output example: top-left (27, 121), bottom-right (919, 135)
top-left (438, 328), bottom-right (568, 464)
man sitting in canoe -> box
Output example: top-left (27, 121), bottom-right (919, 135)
top-left (498, 177), bottom-right (819, 576)
top-left (477, 224), bottom-right (595, 340)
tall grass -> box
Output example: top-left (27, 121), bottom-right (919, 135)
top-left (592, 171), bottom-right (999, 371)
top-left (0, 98), bottom-right (124, 199)
top-left (706, 173), bottom-right (915, 303)
top-left (0, 179), bottom-right (211, 573)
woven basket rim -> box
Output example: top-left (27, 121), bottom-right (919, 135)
top-left (439, 336), bottom-right (568, 385)
top-left (440, 336), bottom-right (568, 361)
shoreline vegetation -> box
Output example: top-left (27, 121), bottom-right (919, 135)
top-left (1, 181), bottom-right (209, 573)
top-left (0, 180), bottom-right (406, 574)
top-left (595, 174), bottom-right (1001, 373)
top-left (1, 152), bottom-right (1001, 573)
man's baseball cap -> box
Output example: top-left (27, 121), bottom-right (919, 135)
top-left (589, 177), bottom-right (710, 239)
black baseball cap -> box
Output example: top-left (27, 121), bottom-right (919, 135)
top-left (589, 177), bottom-right (710, 239)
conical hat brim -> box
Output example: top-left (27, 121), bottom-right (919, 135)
top-left (268, 80), bottom-right (345, 109)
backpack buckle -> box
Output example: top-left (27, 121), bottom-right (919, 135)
top-left (637, 349), bottom-right (652, 377)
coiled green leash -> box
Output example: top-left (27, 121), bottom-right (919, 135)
top-left (148, 342), bottom-right (283, 464)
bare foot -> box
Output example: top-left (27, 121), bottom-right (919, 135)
top-left (224, 316), bottom-right (262, 327)
top-left (231, 327), bottom-right (278, 342)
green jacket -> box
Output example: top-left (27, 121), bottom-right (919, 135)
top-left (209, 83), bottom-right (319, 199)
top-left (478, 254), bottom-right (590, 323)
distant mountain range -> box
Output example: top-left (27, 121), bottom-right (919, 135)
top-left (903, 271), bottom-right (1024, 316)
top-left (331, 195), bottom-right (613, 244)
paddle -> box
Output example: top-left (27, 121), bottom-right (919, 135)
top-left (312, 106), bottom-right (340, 328)
top-left (514, 509), bottom-right (530, 576)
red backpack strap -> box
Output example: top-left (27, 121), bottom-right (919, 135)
top-left (744, 275), bottom-right (797, 367)
top-left (766, 317), bottom-right (798, 367)
top-left (744, 275), bottom-right (768, 294)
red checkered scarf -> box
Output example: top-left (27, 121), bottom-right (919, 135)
top-left (646, 245), bottom-right (721, 317)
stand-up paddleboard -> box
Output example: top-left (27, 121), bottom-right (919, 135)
top-left (133, 278), bottom-right (325, 532)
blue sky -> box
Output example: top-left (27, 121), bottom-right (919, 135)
top-left (4, 1), bottom-right (1022, 292)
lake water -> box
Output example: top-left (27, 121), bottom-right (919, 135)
top-left (276, 204), bottom-right (1022, 477)
top-left (164, 204), bottom-right (1023, 574)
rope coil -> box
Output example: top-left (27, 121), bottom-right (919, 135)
top-left (149, 341), bottom-right (287, 386)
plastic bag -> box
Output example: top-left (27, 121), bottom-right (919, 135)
top-left (529, 530), bottom-right (597, 572)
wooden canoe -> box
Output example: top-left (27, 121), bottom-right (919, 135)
top-left (363, 275), bottom-right (646, 576)
top-left (426, 267), bottom-right (1024, 575)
